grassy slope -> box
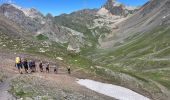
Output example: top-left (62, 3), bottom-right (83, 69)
top-left (54, 11), bottom-right (170, 97)
top-left (0, 27), bottom-right (96, 71)
top-left (85, 25), bottom-right (170, 91)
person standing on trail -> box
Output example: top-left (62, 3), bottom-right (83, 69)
top-left (54, 65), bottom-right (58, 74)
top-left (39, 61), bottom-right (43, 72)
top-left (46, 63), bottom-right (50, 73)
top-left (15, 57), bottom-right (23, 74)
top-left (28, 60), bottom-right (33, 72)
top-left (22, 59), bottom-right (28, 73)
top-left (32, 60), bottom-right (36, 72)
top-left (67, 66), bottom-right (71, 74)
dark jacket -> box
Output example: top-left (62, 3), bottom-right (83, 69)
top-left (23, 61), bottom-right (28, 67)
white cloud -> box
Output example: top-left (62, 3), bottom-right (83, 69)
top-left (0, 0), bottom-right (15, 4)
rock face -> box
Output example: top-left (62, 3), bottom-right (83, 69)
top-left (119, 0), bottom-right (170, 36)
top-left (104, 0), bottom-right (124, 16)
top-left (103, 0), bottom-right (138, 16)
top-left (119, 0), bottom-right (170, 33)
top-left (0, 4), bottom-right (44, 32)
top-left (98, 0), bottom-right (170, 48)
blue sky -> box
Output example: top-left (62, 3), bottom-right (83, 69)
top-left (0, 0), bottom-right (149, 16)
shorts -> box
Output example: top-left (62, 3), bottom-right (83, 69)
top-left (46, 67), bottom-right (49, 71)
top-left (24, 66), bottom-right (28, 70)
top-left (16, 63), bottom-right (22, 69)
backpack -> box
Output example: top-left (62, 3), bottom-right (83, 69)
top-left (15, 57), bottom-right (21, 64)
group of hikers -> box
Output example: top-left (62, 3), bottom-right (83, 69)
top-left (15, 57), bottom-right (71, 74)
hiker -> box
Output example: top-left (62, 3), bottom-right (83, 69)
top-left (67, 66), bottom-right (71, 74)
top-left (28, 60), bottom-right (33, 72)
top-left (54, 66), bottom-right (58, 74)
top-left (46, 63), bottom-right (50, 73)
top-left (22, 59), bottom-right (28, 73)
top-left (15, 57), bottom-right (23, 74)
top-left (39, 61), bottom-right (43, 72)
top-left (32, 60), bottom-right (36, 72)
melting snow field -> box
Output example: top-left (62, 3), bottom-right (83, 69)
top-left (77, 79), bottom-right (150, 100)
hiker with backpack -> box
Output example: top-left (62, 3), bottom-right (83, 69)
top-left (32, 60), bottom-right (36, 72)
top-left (39, 61), bottom-right (43, 72)
top-left (22, 59), bottom-right (28, 73)
top-left (67, 66), bottom-right (71, 74)
top-left (28, 60), bottom-right (33, 72)
top-left (54, 65), bottom-right (58, 74)
top-left (15, 57), bottom-right (23, 74)
top-left (46, 63), bottom-right (50, 73)
top-left (28, 60), bottom-right (36, 72)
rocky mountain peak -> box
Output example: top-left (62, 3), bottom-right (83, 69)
top-left (0, 3), bottom-right (44, 19)
top-left (22, 8), bottom-right (44, 19)
top-left (0, 3), bottom-right (24, 14)
top-left (103, 0), bottom-right (138, 16)
top-left (46, 13), bottom-right (53, 20)
top-left (0, 3), bottom-right (47, 32)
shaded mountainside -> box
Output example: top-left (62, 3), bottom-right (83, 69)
top-left (0, 3), bottom-right (44, 33)
top-left (0, 3), bottom-right (86, 53)
top-left (100, 0), bottom-right (170, 48)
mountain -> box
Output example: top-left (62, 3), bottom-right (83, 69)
top-left (54, 0), bottom-right (138, 50)
top-left (99, 0), bottom-right (170, 48)
top-left (0, 3), bottom-right (86, 53)
top-left (0, 1), bottom-right (138, 53)
top-left (103, 0), bottom-right (138, 16)
top-left (0, 4), bottom-right (45, 32)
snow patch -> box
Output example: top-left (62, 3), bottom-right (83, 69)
top-left (77, 79), bottom-right (150, 100)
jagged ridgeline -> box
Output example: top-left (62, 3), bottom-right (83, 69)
top-left (0, 0), bottom-right (138, 53)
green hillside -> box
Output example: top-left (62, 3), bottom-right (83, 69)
top-left (79, 25), bottom-right (170, 98)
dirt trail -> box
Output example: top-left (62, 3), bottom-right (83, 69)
top-left (0, 74), bottom-right (19, 100)
top-left (30, 70), bottom-right (114, 100)
top-left (0, 52), bottom-right (114, 100)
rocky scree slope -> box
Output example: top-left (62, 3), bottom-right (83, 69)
top-left (100, 0), bottom-right (170, 48)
